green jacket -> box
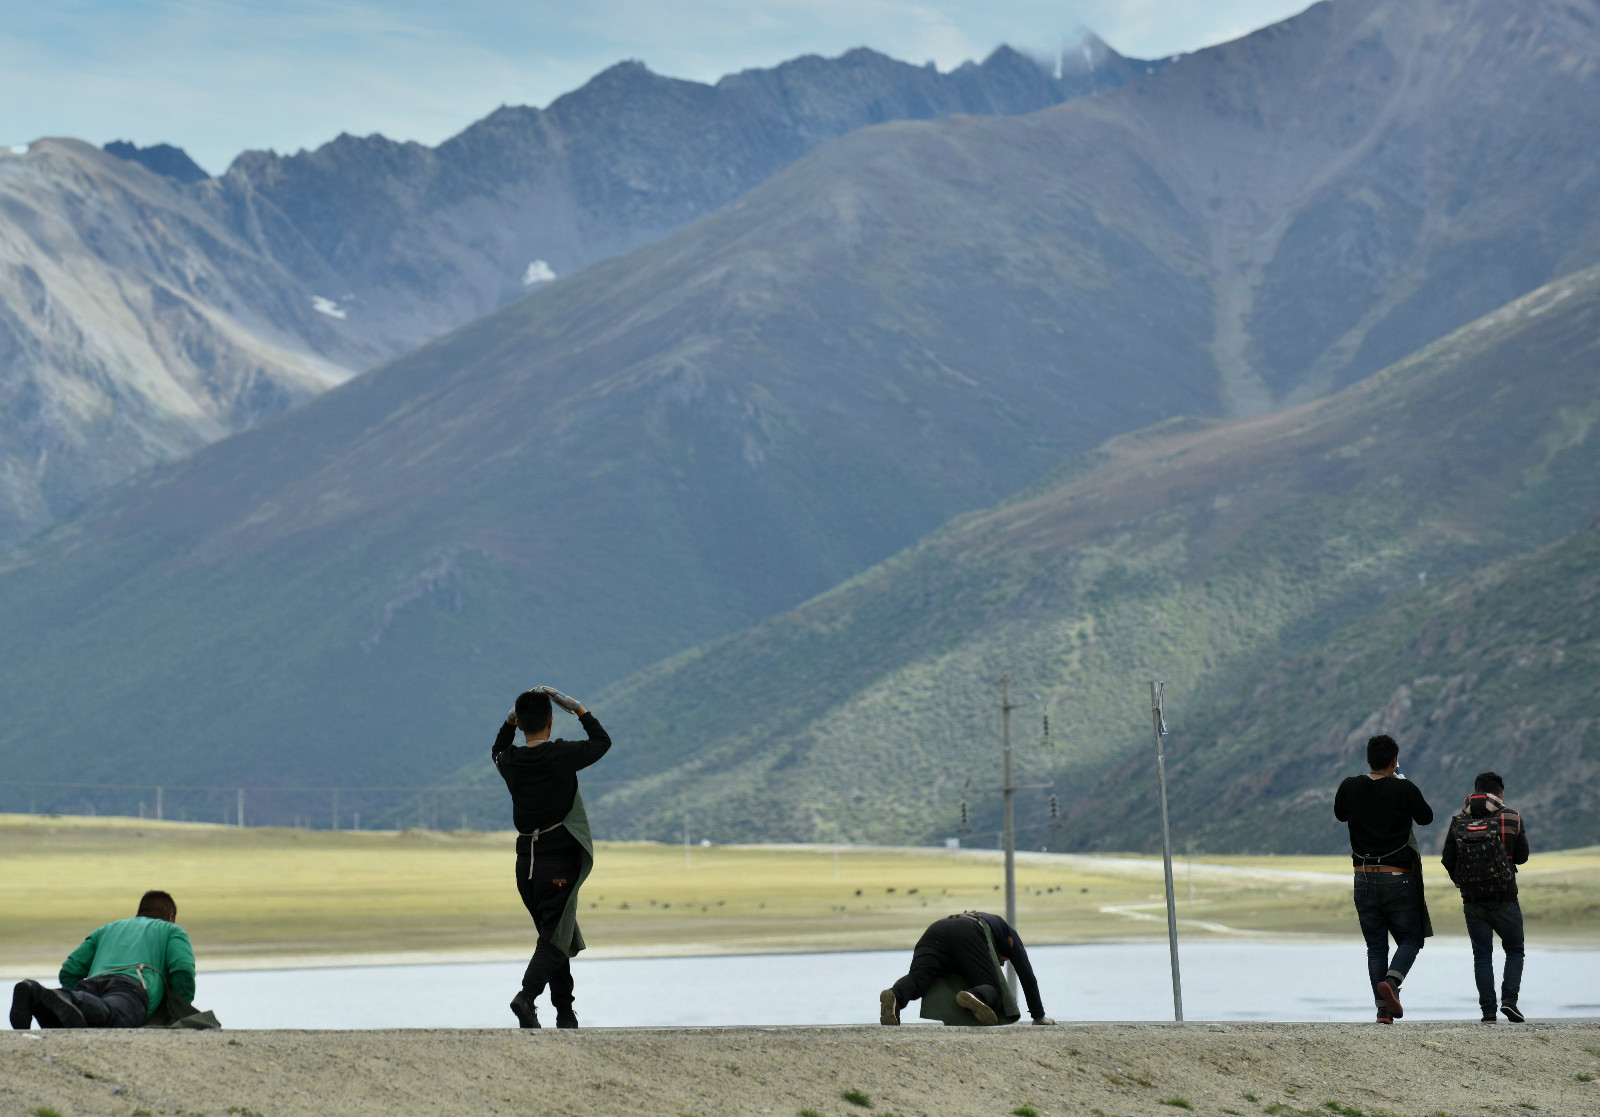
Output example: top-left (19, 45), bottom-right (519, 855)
top-left (550, 790), bottom-right (595, 958)
top-left (60, 916), bottom-right (196, 1019)
top-left (917, 917), bottom-right (1022, 1026)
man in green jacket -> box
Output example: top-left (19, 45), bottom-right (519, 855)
top-left (10, 890), bottom-right (195, 1029)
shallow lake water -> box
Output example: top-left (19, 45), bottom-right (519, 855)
top-left (197, 940), bottom-right (1600, 1029)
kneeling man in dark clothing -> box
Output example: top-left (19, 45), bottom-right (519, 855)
top-left (880, 911), bottom-right (1054, 1026)
top-left (11, 890), bottom-right (195, 1029)
top-left (1333, 734), bottom-right (1435, 1024)
top-left (493, 685), bottom-right (611, 1029)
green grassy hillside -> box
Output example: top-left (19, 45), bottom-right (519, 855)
top-left (1077, 519), bottom-right (1600, 854)
top-left (539, 266), bottom-right (1600, 850)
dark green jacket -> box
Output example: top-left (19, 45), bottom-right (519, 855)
top-left (551, 790), bottom-right (594, 957)
top-left (61, 916), bottom-right (196, 1019)
top-left (917, 918), bottom-right (1022, 1026)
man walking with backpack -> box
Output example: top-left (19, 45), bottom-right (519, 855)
top-left (1333, 734), bottom-right (1435, 1024)
top-left (1442, 771), bottom-right (1530, 1023)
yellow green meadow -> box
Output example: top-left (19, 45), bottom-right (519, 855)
top-left (2, 814), bottom-right (1595, 969)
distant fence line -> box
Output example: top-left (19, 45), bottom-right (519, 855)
top-left (1, 779), bottom-right (1034, 850)
top-left (0, 778), bottom-right (560, 832)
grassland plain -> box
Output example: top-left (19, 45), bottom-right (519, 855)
top-left (2, 816), bottom-right (1597, 972)
top-left (3, 1022), bottom-right (1599, 1117)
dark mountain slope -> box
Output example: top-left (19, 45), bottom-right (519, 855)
top-left (537, 265), bottom-right (1600, 847)
top-left (1089, 0), bottom-right (1600, 410)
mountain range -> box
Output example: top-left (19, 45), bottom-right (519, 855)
top-left (1, 0), bottom-right (1597, 854)
top-left (0, 40), bottom-right (1156, 549)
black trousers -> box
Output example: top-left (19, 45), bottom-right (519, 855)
top-left (515, 832), bottom-right (584, 1010)
top-left (64, 974), bottom-right (149, 1028)
top-left (891, 915), bottom-right (1003, 1010)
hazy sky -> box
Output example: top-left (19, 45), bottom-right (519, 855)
top-left (2, 0), bottom-right (1314, 174)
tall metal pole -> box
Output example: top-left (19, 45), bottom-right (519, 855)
top-left (155, 786), bottom-right (163, 821)
top-left (236, 787), bottom-right (245, 829)
top-left (1001, 673), bottom-right (1018, 998)
top-left (1151, 682), bottom-right (1183, 1021)
top-left (1001, 673), bottom-right (1016, 928)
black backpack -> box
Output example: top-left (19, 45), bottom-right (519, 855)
top-left (1450, 813), bottom-right (1516, 901)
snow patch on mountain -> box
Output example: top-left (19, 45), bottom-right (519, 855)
top-left (522, 260), bottom-right (556, 286)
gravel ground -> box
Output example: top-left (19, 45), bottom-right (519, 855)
top-left (3, 1020), bottom-right (1598, 1117)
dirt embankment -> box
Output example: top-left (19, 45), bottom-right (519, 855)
top-left (3, 1021), bottom-right (1598, 1117)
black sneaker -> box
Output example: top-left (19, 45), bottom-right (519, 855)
top-left (1481, 1009), bottom-right (1497, 1023)
top-left (1375, 981), bottom-right (1404, 1020)
top-left (956, 989), bottom-right (999, 1026)
top-left (555, 1009), bottom-right (578, 1029)
top-left (879, 989), bottom-right (900, 1026)
top-left (509, 992), bottom-right (540, 1029)
top-left (10, 980), bottom-right (36, 1030)
top-left (1376, 1007), bottom-right (1393, 1025)
top-left (30, 986), bottom-right (85, 1029)
top-left (1501, 1004), bottom-right (1525, 1023)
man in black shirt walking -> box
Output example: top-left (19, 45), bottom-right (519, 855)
top-left (493, 685), bottom-right (611, 1029)
top-left (1333, 734), bottom-right (1434, 1023)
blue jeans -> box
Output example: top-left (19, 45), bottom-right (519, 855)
top-left (1463, 899), bottom-right (1524, 1013)
top-left (1353, 872), bottom-right (1425, 1004)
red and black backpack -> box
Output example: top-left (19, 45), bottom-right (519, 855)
top-left (1449, 811), bottom-right (1516, 902)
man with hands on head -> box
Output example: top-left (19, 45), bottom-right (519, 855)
top-left (493, 685), bottom-right (611, 1029)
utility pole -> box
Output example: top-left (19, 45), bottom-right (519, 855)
top-left (1000, 673), bottom-right (1019, 999)
top-left (237, 787), bottom-right (245, 829)
top-left (1150, 682), bottom-right (1183, 1022)
top-left (156, 786), bottom-right (163, 822)
top-left (1001, 673), bottom-right (1016, 931)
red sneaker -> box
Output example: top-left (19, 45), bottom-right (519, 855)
top-left (1375, 981), bottom-right (1404, 1020)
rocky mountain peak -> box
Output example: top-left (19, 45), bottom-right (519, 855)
top-left (102, 139), bottom-right (209, 183)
